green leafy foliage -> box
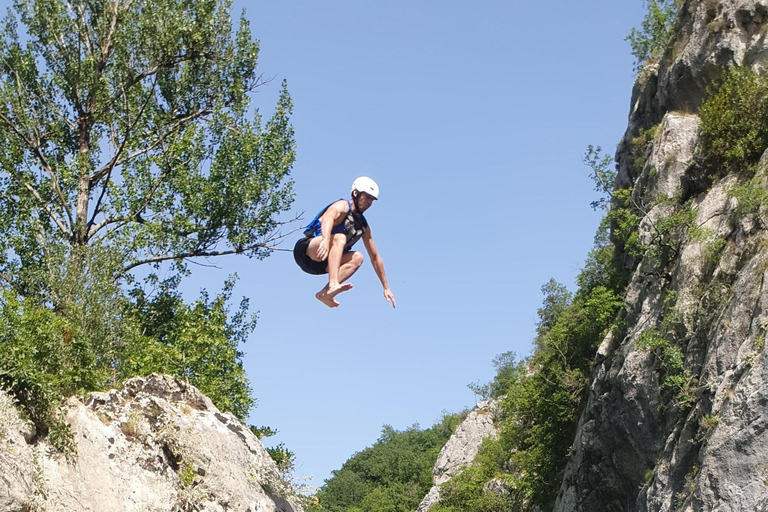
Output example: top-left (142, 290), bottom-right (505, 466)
top-left (440, 272), bottom-right (625, 511)
top-left (251, 425), bottom-right (279, 439)
top-left (499, 285), bottom-right (624, 509)
top-left (468, 352), bottom-right (524, 401)
top-left (310, 414), bottom-right (466, 512)
top-left (634, 292), bottom-right (697, 410)
top-left (0, 264), bottom-right (257, 449)
top-left (267, 442), bottom-right (297, 474)
top-left (0, 291), bottom-right (88, 454)
top-left (645, 201), bottom-right (697, 268)
top-left (626, 0), bottom-right (679, 72)
top-left (699, 67), bottom-right (768, 177)
top-left (0, 0), bottom-right (296, 297)
top-left (123, 276), bottom-right (256, 421)
top-left (610, 188), bottom-right (644, 260)
top-left (0, 0), bottom-right (296, 296)
top-left (583, 145), bottom-right (616, 212)
top-left (730, 178), bottom-right (768, 218)
top-left (637, 329), bottom-right (685, 387)
top-left (632, 126), bottom-right (661, 174)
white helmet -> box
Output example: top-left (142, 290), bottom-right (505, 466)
top-left (351, 176), bottom-right (379, 200)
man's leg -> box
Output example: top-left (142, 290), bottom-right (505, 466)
top-left (325, 233), bottom-right (347, 292)
top-left (307, 235), bottom-right (363, 307)
top-left (316, 252), bottom-right (363, 307)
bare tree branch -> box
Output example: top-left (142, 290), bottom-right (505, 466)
top-left (23, 183), bottom-right (71, 236)
top-left (88, 153), bottom-right (182, 239)
top-left (0, 113), bottom-right (74, 228)
top-left (90, 108), bottom-right (211, 185)
top-left (0, 271), bottom-right (24, 296)
top-left (104, 51), bottom-right (215, 112)
top-left (88, 84), bottom-right (156, 231)
top-left (115, 222), bottom-right (303, 280)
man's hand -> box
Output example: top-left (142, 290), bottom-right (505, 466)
top-left (384, 289), bottom-right (396, 309)
top-left (315, 237), bottom-right (330, 261)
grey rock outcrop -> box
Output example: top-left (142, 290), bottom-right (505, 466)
top-left (0, 374), bottom-right (302, 512)
top-left (555, 1), bottom-right (768, 511)
top-left (416, 400), bottom-right (499, 512)
top-left (628, 0), bottom-right (768, 136)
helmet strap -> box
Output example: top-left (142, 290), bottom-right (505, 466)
top-left (352, 190), bottom-right (360, 213)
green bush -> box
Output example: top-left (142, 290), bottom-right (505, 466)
top-left (468, 352), bottom-right (524, 401)
top-left (610, 188), bottom-right (644, 261)
top-left (699, 67), bottom-right (768, 177)
top-left (499, 285), bottom-right (624, 510)
top-left (123, 277), bottom-right (256, 421)
top-left (0, 291), bottom-right (107, 453)
top-left (441, 279), bottom-right (624, 512)
top-left (267, 442), bottom-right (297, 474)
top-left (626, 0), bottom-right (678, 72)
top-left (432, 438), bottom-right (514, 512)
top-left (635, 292), bottom-right (697, 411)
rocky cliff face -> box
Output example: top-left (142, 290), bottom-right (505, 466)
top-left (0, 374), bottom-right (302, 512)
top-left (416, 400), bottom-right (499, 512)
top-left (555, 1), bottom-right (768, 511)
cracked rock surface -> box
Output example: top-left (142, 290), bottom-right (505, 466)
top-left (0, 374), bottom-right (301, 512)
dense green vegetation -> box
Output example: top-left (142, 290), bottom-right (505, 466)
top-left (432, 255), bottom-right (625, 511)
top-left (0, 0), bottom-right (294, 452)
top-left (699, 67), bottom-right (768, 178)
top-left (310, 414), bottom-right (467, 512)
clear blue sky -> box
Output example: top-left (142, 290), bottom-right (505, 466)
top-left (196, 0), bottom-right (647, 487)
top-left (208, 0), bottom-right (647, 487)
top-left (5, 0), bottom-right (646, 488)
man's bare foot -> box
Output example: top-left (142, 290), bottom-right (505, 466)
top-left (315, 291), bottom-right (340, 308)
top-left (315, 283), bottom-right (353, 308)
top-left (328, 283), bottom-right (353, 297)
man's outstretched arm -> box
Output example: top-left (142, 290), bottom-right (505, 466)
top-left (363, 227), bottom-right (396, 309)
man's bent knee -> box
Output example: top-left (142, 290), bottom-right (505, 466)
top-left (350, 251), bottom-right (364, 268)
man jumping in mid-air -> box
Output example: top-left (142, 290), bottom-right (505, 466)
top-left (293, 177), bottom-right (396, 309)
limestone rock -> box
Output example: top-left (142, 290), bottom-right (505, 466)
top-left (0, 390), bottom-right (35, 512)
top-left (416, 400), bottom-right (499, 512)
top-left (0, 374), bottom-right (302, 512)
top-left (629, 0), bottom-right (768, 134)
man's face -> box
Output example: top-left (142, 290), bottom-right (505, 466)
top-left (356, 191), bottom-right (376, 212)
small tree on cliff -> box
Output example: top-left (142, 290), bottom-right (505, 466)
top-left (0, 0), bottom-right (296, 303)
top-left (626, 0), bottom-right (678, 72)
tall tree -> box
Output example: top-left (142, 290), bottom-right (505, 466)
top-left (0, 0), bottom-right (296, 301)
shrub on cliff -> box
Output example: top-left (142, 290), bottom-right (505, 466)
top-left (699, 67), bottom-right (768, 178)
top-left (626, 0), bottom-right (679, 72)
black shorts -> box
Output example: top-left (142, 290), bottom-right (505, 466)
top-left (294, 237), bottom-right (328, 275)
